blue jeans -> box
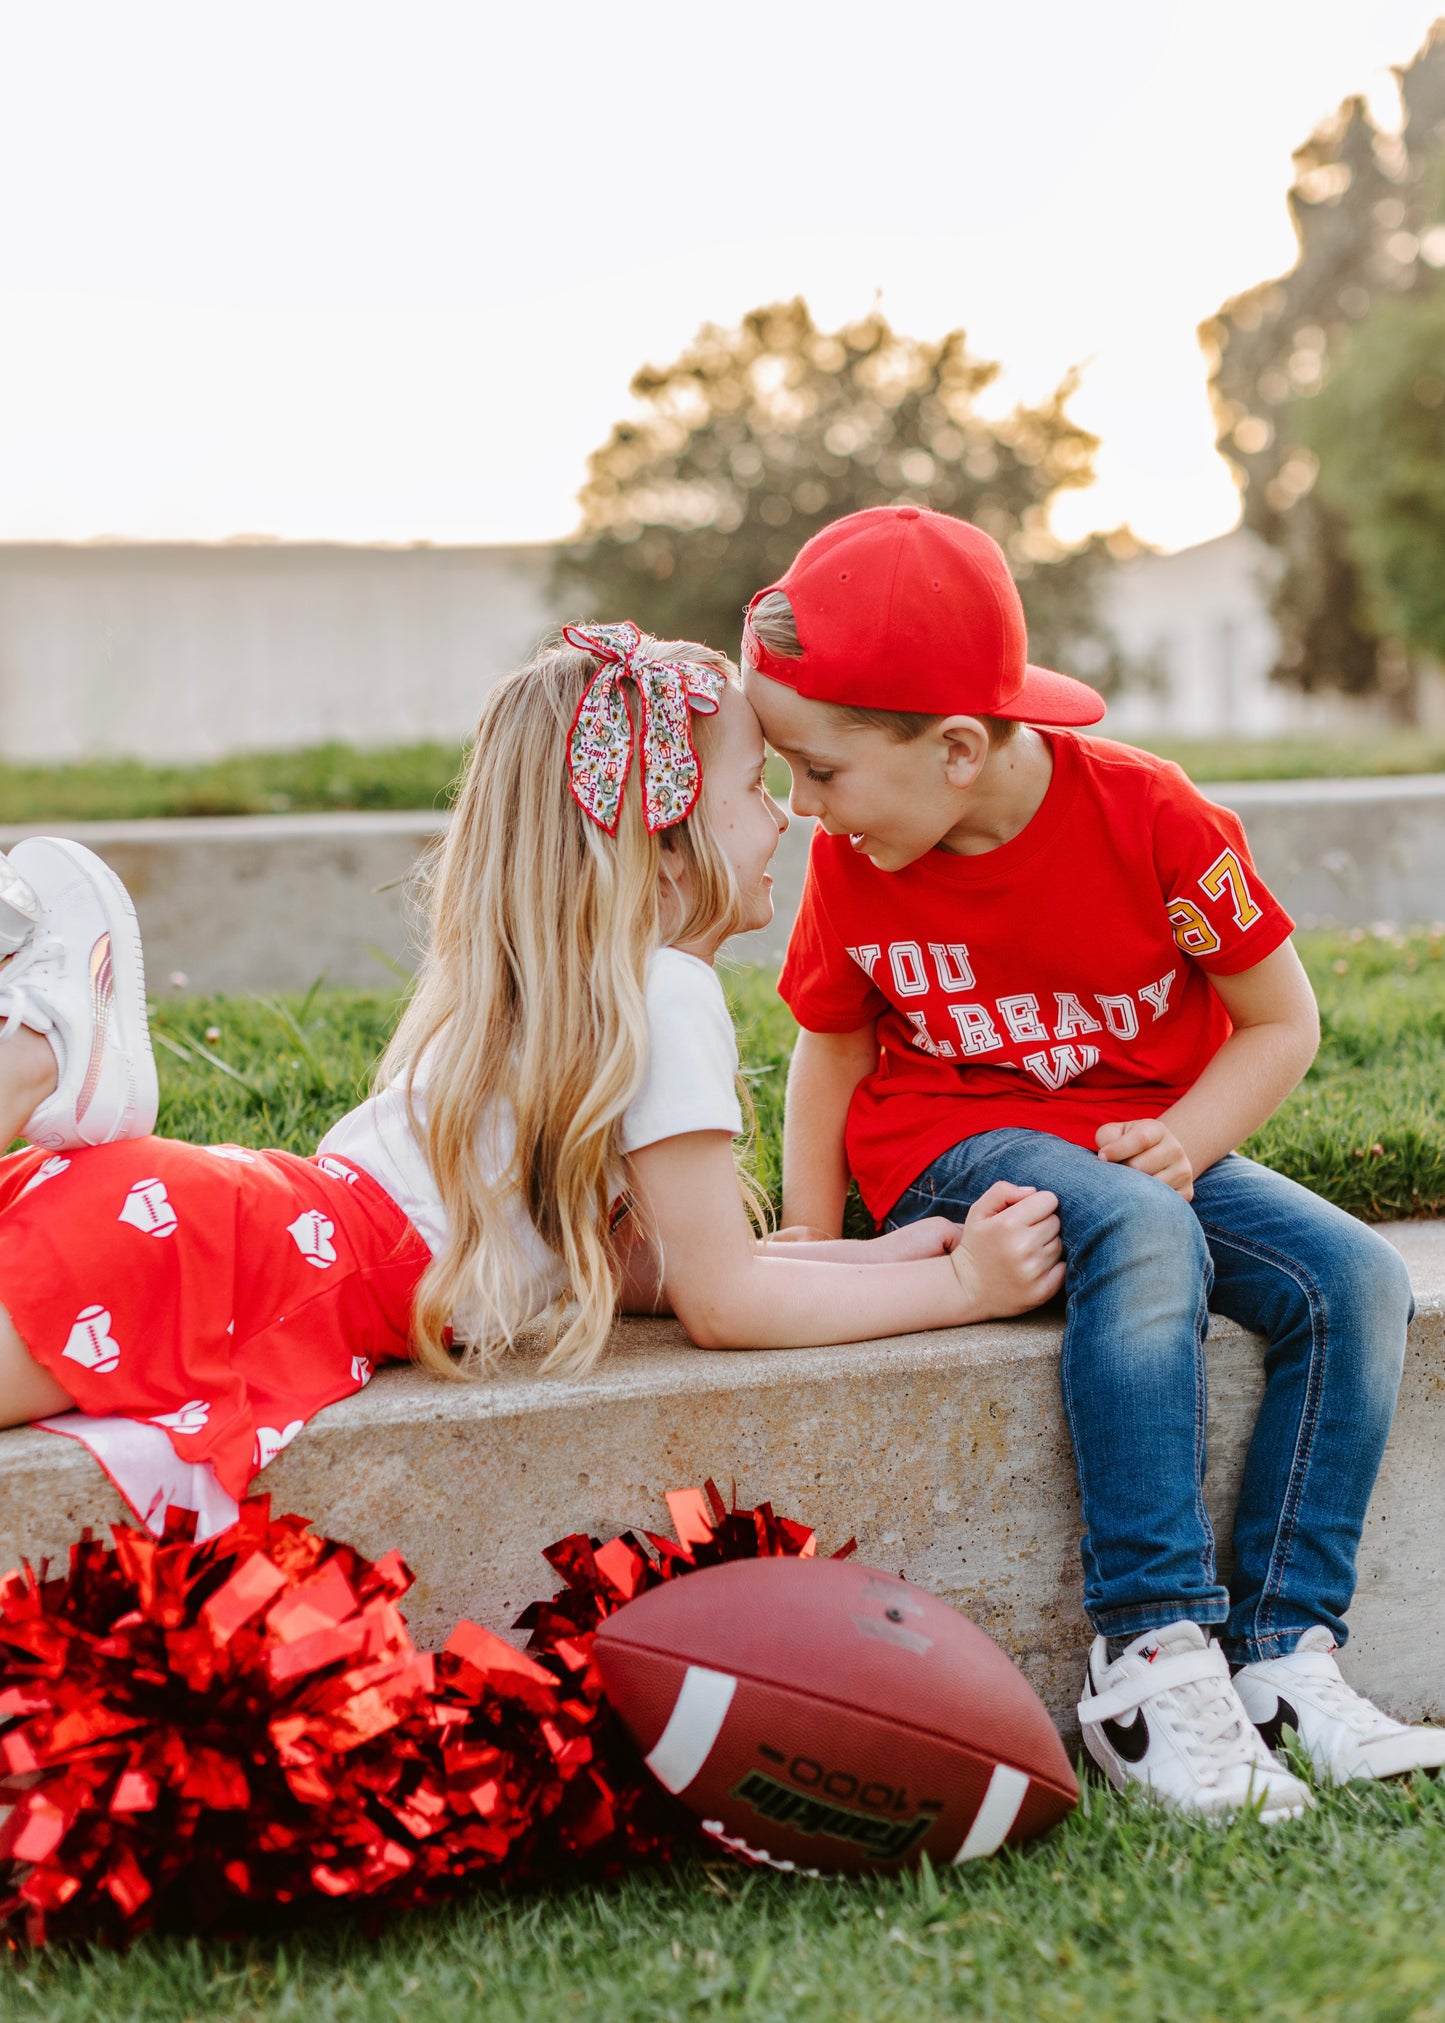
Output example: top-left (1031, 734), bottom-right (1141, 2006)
top-left (885, 1135), bottom-right (1413, 1661)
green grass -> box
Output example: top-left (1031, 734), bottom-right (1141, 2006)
top-left (4, 731), bottom-right (1445, 827)
top-left (145, 929), bottom-right (1445, 1227)
top-left (0, 741), bottom-right (466, 823)
top-left (8, 1777), bottom-right (1445, 2019)
top-left (1135, 732), bottom-right (1445, 783)
top-left (10, 938), bottom-right (1445, 2011)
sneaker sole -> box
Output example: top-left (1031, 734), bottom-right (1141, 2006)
top-left (15, 836), bottom-right (158, 1144)
top-left (1082, 1722), bottom-right (1312, 1823)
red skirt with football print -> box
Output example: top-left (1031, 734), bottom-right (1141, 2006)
top-left (0, 1136), bottom-right (431, 1510)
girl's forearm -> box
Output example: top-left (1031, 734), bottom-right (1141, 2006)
top-left (759, 1236), bottom-right (871, 1262)
top-left (673, 1252), bottom-right (979, 1350)
top-left (1161, 1021), bottom-right (1315, 1177)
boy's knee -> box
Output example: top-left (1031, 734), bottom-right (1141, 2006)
top-left (1074, 1171), bottom-right (1210, 1298)
top-left (1319, 1223), bottom-right (1413, 1332)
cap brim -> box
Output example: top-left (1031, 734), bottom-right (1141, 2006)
top-left (996, 663), bottom-right (1107, 728)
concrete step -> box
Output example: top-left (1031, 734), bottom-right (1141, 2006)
top-left (0, 811), bottom-right (444, 995)
top-left (5, 772), bottom-right (1445, 992)
top-left (2, 1224), bottom-right (1442, 1742)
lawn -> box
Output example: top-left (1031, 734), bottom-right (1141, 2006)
top-left (10, 929), bottom-right (1445, 2016)
top-left (5, 729), bottom-right (1445, 825)
top-left (0, 742), bottom-right (465, 824)
top-left (8, 1778), bottom-right (1445, 2023)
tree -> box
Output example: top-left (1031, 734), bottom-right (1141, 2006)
top-left (554, 299), bottom-right (1135, 692)
top-left (1298, 281), bottom-right (1445, 671)
top-left (1200, 22), bottom-right (1445, 708)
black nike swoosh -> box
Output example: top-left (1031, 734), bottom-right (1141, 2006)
top-left (1101, 1708), bottom-right (1150, 1763)
top-left (1253, 1694), bottom-right (1300, 1755)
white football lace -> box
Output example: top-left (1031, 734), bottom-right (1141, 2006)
top-left (0, 932), bottom-right (62, 1042)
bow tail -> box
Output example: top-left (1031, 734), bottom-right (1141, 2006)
top-left (567, 669), bottom-right (636, 835)
top-left (634, 675), bottom-right (704, 833)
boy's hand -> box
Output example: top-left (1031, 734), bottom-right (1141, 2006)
top-left (949, 1181), bottom-right (1064, 1317)
top-left (1096, 1118), bottom-right (1194, 1198)
top-left (771, 1225), bottom-right (837, 1244)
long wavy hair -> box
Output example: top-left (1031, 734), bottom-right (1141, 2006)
top-left (380, 629), bottom-right (752, 1380)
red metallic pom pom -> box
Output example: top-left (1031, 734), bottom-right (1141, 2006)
top-left (0, 1480), bottom-right (847, 1943)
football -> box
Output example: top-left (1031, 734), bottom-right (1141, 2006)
top-left (593, 1555), bottom-right (1078, 1873)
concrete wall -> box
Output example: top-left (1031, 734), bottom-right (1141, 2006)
top-left (3, 772), bottom-right (1440, 993)
top-left (1100, 529), bottom-right (1405, 742)
top-left (0, 531), bottom-right (1428, 768)
top-left (0, 542), bottom-right (555, 763)
top-left (1, 1223), bottom-right (1439, 1740)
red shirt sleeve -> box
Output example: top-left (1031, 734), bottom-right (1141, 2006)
top-left (777, 833), bottom-right (889, 1033)
top-left (1149, 765), bottom-right (1294, 976)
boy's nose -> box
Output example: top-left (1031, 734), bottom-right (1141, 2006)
top-left (788, 781), bottom-right (821, 819)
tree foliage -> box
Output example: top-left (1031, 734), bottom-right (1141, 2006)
top-left (1200, 22), bottom-right (1445, 704)
top-left (554, 300), bottom-right (1134, 691)
top-left (1299, 282), bottom-right (1445, 665)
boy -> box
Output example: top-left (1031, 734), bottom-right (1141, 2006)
top-left (743, 503), bottom-right (1445, 1820)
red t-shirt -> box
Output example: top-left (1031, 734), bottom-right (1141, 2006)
top-left (777, 734), bottom-right (1294, 1221)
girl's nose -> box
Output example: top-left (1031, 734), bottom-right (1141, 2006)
top-left (768, 792), bottom-right (790, 834)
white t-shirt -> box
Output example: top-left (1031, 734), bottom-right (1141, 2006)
top-left (317, 947), bottom-right (743, 1328)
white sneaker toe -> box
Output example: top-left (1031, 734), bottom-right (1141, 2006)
top-left (1235, 1626), bottom-right (1445, 1786)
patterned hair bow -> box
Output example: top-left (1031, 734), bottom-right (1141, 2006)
top-left (562, 621), bottom-right (728, 835)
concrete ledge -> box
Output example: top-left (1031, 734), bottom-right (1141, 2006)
top-left (1, 1222), bottom-right (1441, 1740)
top-left (5, 774), bottom-right (1445, 992)
top-left (0, 811), bottom-right (446, 994)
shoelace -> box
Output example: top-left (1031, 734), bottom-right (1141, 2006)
top-left (1080, 1643), bottom-right (1282, 1784)
top-left (0, 931), bottom-right (61, 1043)
top-left (1273, 1652), bottom-right (1391, 1735)
top-left (1151, 1673), bottom-right (1272, 1778)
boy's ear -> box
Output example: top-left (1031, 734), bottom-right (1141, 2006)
top-left (938, 715), bottom-right (992, 788)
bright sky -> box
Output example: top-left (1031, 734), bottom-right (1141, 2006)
top-left (0, 1), bottom-right (1439, 553)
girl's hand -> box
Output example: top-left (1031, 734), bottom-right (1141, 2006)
top-left (864, 1216), bottom-right (970, 1263)
top-left (1096, 1118), bottom-right (1194, 1199)
top-left (948, 1181), bottom-right (1064, 1318)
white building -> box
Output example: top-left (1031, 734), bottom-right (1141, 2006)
top-left (1100, 528), bottom-right (1407, 741)
top-left (0, 541), bottom-right (555, 764)
top-left (0, 527), bottom-right (1419, 766)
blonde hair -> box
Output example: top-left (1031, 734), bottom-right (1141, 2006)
top-left (747, 589), bottom-right (1018, 747)
top-left (381, 629), bottom-right (752, 1382)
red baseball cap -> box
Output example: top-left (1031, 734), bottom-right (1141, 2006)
top-left (743, 505), bottom-right (1106, 726)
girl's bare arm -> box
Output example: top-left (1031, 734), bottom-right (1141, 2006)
top-left (622, 1129), bottom-right (1062, 1350)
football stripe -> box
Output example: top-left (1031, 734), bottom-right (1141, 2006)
top-left (951, 1763), bottom-right (1030, 1863)
top-left (644, 1665), bottom-right (738, 1794)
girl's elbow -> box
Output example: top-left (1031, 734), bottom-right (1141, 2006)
top-left (674, 1295), bottom-right (754, 1350)
top-left (681, 1311), bottom-right (745, 1351)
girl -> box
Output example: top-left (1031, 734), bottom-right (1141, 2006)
top-left (0, 624), bottom-right (1062, 1530)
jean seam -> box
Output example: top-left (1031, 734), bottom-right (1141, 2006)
top-left (1195, 1217), bottom-right (1329, 1651)
top-left (1192, 1269), bottom-right (1215, 1589)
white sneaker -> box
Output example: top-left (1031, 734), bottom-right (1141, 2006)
top-left (0, 852), bottom-right (41, 958)
top-left (0, 837), bottom-right (158, 1148)
top-left (1079, 1622), bottom-right (1313, 1823)
top-left (1234, 1626), bottom-right (1445, 1785)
